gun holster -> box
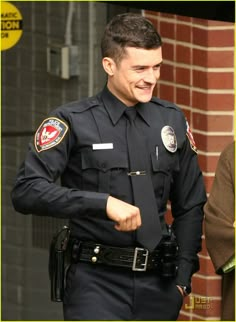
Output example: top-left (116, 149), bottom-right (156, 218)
top-left (48, 226), bottom-right (71, 302)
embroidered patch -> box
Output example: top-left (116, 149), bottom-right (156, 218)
top-left (186, 121), bottom-right (197, 153)
top-left (34, 117), bottom-right (68, 152)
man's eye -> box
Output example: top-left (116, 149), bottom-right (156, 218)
top-left (135, 67), bottom-right (145, 71)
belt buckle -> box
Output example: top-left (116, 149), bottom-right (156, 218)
top-left (132, 247), bottom-right (149, 271)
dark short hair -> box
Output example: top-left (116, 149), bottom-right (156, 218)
top-left (101, 13), bottom-right (162, 64)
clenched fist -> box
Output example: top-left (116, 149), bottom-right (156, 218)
top-left (106, 196), bottom-right (142, 231)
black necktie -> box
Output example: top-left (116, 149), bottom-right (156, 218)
top-left (125, 108), bottom-right (162, 252)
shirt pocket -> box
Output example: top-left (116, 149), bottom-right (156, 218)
top-left (81, 148), bottom-right (128, 193)
top-left (151, 151), bottom-right (179, 208)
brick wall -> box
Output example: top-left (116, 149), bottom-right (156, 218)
top-left (144, 11), bottom-right (234, 320)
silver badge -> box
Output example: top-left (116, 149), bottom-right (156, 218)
top-left (161, 126), bottom-right (177, 153)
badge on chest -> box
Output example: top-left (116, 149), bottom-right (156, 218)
top-left (161, 126), bottom-right (177, 153)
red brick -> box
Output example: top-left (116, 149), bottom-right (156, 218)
top-left (160, 21), bottom-right (175, 39)
top-left (193, 27), bottom-right (234, 47)
top-left (145, 11), bottom-right (161, 17)
top-left (160, 12), bottom-right (175, 19)
top-left (194, 133), bottom-right (234, 152)
top-left (207, 93), bottom-right (234, 111)
top-left (193, 48), bottom-right (208, 67)
top-left (152, 84), bottom-right (158, 97)
top-left (193, 70), bottom-right (234, 90)
top-left (193, 17), bottom-right (233, 28)
top-left (207, 50), bottom-right (234, 68)
top-left (208, 72), bottom-right (234, 90)
top-left (176, 87), bottom-right (190, 106)
top-left (176, 15), bottom-right (192, 23)
top-left (192, 27), bottom-right (209, 47)
top-left (192, 48), bottom-right (234, 68)
top-left (176, 23), bottom-right (192, 42)
top-left (176, 67), bottom-right (191, 86)
top-left (161, 63), bottom-right (174, 82)
top-left (199, 237), bottom-right (210, 257)
top-left (162, 42), bottom-right (174, 61)
top-left (197, 154), bottom-right (220, 173)
top-left (192, 275), bottom-right (221, 296)
top-left (203, 175), bottom-right (215, 193)
top-left (193, 70), bottom-right (207, 88)
top-left (208, 29), bottom-right (234, 47)
top-left (159, 83), bottom-right (174, 102)
top-left (192, 113), bottom-right (234, 132)
top-left (198, 256), bottom-right (217, 276)
top-left (193, 48), bottom-right (234, 69)
top-left (176, 45), bottom-right (191, 64)
top-left (192, 91), bottom-right (234, 111)
top-left (181, 109), bottom-right (191, 123)
top-left (192, 17), bottom-right (210, 26)
top-left (206, 20), bottom-right (234, 27)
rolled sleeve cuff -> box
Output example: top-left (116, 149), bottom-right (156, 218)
top-left (175, 259), bottom-right (196, 288)
top-left (83, 191), bottom-right (109, 214)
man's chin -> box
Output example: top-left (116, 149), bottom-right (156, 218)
top-left (138, 95), bottom-right (153, 103)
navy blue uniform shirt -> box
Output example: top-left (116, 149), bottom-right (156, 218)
top-left (11, 86), bottom-right (206, 287)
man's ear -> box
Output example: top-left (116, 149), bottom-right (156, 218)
top-left (102, 57), bottom-right (116, 76)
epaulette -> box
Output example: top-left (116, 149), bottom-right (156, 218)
top-left (53, 96), bottom-right (100, 114)
top-left (150, 97), bottom-right (181, 113)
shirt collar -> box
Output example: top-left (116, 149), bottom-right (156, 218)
top-left (100, 86), bottom-right (151, 126)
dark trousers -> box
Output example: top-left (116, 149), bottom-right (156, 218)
top-left (63, 262), bottom-right (183, 320)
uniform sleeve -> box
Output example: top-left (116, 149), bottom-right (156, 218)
top-left (204, 145), bottom-right (235, 274)
top-left (170, 121), bottom-right (207, 288)
top-left (11, 113), bottom-right (109, 219)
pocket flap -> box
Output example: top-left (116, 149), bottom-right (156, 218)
top-left (151, 152), bottom-right (178, 173)
top-left (81, 148), bottom-right (128, 172)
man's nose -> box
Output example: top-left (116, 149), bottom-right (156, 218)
top-left (143, 69), bottom-right (159, 84)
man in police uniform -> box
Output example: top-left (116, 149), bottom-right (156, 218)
top-left (11, 13), bottom-right (206, 320)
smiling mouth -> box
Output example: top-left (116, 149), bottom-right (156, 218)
top-left (137, 86), bottom-right (153, 91)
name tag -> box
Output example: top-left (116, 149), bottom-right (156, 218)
top-left (92, 143), bottom-right (114, 150)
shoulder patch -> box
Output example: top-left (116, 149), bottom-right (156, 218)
top-left (34, 117), bottom-right (68, 152)
top-left (186, 120), bottom-right (197, 153)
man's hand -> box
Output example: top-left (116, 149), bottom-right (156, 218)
top-left (176, 285), bottom-right (188, 297)
top-left (106, 196), bottom-right (142, 231)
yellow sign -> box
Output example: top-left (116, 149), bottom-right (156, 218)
top-left (1, 1), bottom-right (23, 51)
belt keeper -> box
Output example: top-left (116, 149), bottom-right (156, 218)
top-left (127, 170), bottom-right (146, 176)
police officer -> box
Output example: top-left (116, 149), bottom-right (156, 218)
top-left (11, 13), bottom-right (206, 320)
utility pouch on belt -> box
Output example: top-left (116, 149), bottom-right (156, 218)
top-left (48, 225), bottom-right (71, 302)
top-left (158, 225), bottom-right (178, 278)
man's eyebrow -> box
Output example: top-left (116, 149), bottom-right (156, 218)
top-left (154, 61), bottom-right (163, 67)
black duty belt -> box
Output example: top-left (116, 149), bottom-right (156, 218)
top-left (70, 239), bottom-right (178, 276)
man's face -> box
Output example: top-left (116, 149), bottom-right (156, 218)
top-left (105, 47), bottom-right (162, 106)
